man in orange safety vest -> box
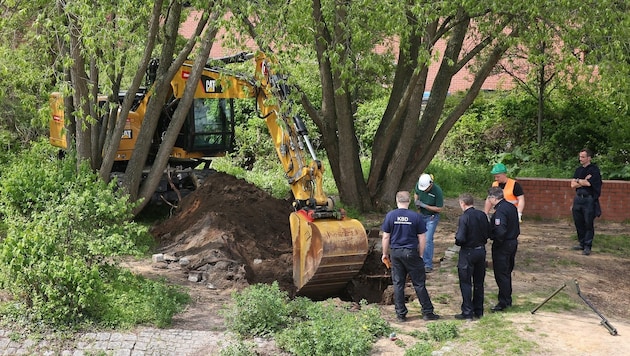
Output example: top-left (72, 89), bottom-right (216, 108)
top-left (483, 163), bottom-right (525, 222)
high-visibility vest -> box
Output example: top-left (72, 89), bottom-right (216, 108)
top-left (493, 178), bottom-right (519, 206)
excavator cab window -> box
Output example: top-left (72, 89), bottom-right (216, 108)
top-left (185, 97), bottom-right (235, 153)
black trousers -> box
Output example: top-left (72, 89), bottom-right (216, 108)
top-left (572, 195), bottom-right (596, 248)
top-left (390, 248), bottom-right (435, 318)
top-left (457, 247), bottom-right (486, 317)
top-left (491, 239), bottom-right (518, 307)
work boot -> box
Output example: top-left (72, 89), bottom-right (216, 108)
top-left (571, 245), bottom-right (584, 250)
top-left (582, 247), bottom-right (591, 255)
top-left (423, 312), bottom-right (440, 321)
top-left (454, 313), bottom-right (473, 321)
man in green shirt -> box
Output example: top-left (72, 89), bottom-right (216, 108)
top-left (414, 173), bottom-right (444, 273)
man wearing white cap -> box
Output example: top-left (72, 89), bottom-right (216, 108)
top-left (414, 173), bottom-right (444, 273)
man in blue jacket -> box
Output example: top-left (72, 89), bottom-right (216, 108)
top-left (381, 191), bottom-right (440, 322)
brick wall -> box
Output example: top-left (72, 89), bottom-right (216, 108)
top-left (517, 178), bottom-right (630, 222)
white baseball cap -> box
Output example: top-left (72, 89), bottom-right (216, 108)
top-left (417, 173), bottom-right (432, 191)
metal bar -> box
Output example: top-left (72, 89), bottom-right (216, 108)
top-left (574, 280), bottom-right (618, 336)
top-left (531, 283), bottom-right (566, 314)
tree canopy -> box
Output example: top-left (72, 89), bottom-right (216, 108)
top-left (230, 0), bottom-right (628, 210)
top-left (1, 0), bottom-right (627, 212)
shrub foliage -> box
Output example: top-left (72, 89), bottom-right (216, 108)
top-left (0, 141), bottom-right (185, 327)
top-left (224, 282), bottom-right (391, 356)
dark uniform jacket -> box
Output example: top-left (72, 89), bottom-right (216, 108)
top-left (455, 207), bottom-right (490, 248)
top-left (573, 163), bottom-right (602, 199)
top-left (573, 163), bottom-right (603, 217)
top-left (490, 199), bottom-right (520, 243)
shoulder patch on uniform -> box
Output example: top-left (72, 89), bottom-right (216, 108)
top-left (494, 218), bottom-right (501, 226)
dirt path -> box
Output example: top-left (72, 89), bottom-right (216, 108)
top-left (140, 174), bottom-right (630, 354)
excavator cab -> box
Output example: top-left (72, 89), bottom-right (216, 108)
top-left (162, 97), bottom-right (236, 157)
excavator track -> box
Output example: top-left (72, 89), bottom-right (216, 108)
top-left (290, 211), bottom-right (368, 299)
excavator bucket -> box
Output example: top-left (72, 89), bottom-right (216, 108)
top-left (290, 211), bottom-right (368, 299)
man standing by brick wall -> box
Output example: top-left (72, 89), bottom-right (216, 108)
top-left (570, 148), bottom-right (602, 256)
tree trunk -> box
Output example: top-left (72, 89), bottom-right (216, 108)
top-left (99, 0), bottom-right (165, 187)
top-left (89, 57), bottom-right (102, 168)
top-left (68, 18), bottom-right (92, 169)
top-left (361, 12), bottom-right (514, 211)
top-left (310, 0), bottom-right (372, 211)
top-left (132, 11), bottom-right (220, 214)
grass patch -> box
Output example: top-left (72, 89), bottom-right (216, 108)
top-left (552, 258), bottom-right (580, 267)
top-left (433, 293), bottom-right (452, 304)
top-left (96, 266), bottom-right (190, 328)
top-left (402, 321), bottom-right (460, 355)
top-left (520, 256), bottom-right (534, 267)
top-left (426, 160), bottom-right (489, 198)
top-left (450, 314), bottom-right (536, 355)
top-left (521, 289), bottom-right (578, 314)
top-left (595, 234), bottom-right (630, 257)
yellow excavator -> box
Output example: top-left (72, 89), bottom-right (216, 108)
top-left (49, 52), bottom-right (368, 298)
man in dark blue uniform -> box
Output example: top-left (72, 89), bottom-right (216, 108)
top-left (454, 193), bottom-right (490, 320)
top-left (487, 186), bottom-right (520, 312)
top-left (381, 191), bottom-right (440, 322)
top-left (570, 148), bottom-right (602, 256)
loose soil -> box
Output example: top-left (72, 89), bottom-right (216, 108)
top-left (130, 171), bottom-right (629, 355)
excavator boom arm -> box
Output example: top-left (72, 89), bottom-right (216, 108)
top-left (253, 52), bottom-right (368, 298)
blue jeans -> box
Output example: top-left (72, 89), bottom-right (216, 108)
top-left (423, 214), bottom-right (440, 269)
top-left (390, 248), bottom-right (435, 318)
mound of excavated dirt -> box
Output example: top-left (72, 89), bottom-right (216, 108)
top-left (150, 171), bottom-right (391, 302)
top-left (150, 171), bottom-right (297, 295)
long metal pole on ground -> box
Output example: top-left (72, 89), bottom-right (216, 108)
top-left (574, 280), bottom-right (618, 336)
top-left (531, 283), bottom-right (566, 314)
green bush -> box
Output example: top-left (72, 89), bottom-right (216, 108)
top-left (223, 281), bottom-right (290, 337)
top-left (219, 340), bottom-right (257, 356)
top-left (95, 266), bottom-right (190, 328)
top-left (0, 141), bottom-right (161, 326)
top-left (275, 300), bottom-right (390, 356)
top-left (224, 283), bottom-right (391, 356)
top-left (427, 321), bottom-right (459, 341)
top-left (438, 87), bottom-right (629, 180)
top-left (0, 140), bottom-right (79, 217)
top-left (0, 221), bottom-right (103, 325)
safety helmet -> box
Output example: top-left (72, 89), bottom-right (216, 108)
top-left (490, 163), bottom-right (507, 175)
top-left (417, 173), bottom-right (433, 191)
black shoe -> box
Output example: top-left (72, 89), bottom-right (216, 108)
top-left (454, 313), bottom-right (473, 321)
top-left (425, 267), bottom-right (433, 273)
top-left (572, 245), bottom-right (584, 251)
top-left (396, 315), bottom-right (407, 322)
top-left (474, 313), bottom-right (483, 319)
top-left (423, 312), bottom-right (440, 321)
top-left (582, 247), bottom-right (591, 255)
top-left (491, 304), bottom-right (507, 312)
